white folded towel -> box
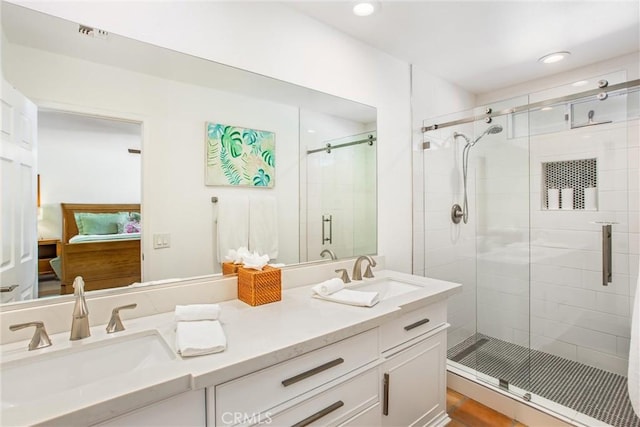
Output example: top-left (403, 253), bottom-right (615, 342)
top-left (217, 196), bottom-right (249, 263)
top-left (176, 320), bottom-right (227, 357)
top-left (249, 196), bottom-right (278, 259)
top-left (313, 289), bottom-right (379, 307)
top-left (311, 278), bottom-right (345, 296)
top-left (175, 304), bottom-right (221, 322)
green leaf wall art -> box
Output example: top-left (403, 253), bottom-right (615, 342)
top-left (205, 122), bottom-right (275, 187)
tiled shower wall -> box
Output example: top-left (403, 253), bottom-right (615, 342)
top-left (421, 122), bottom-right (478, 348)
top-left (528, 119), bottom-right (638, 375)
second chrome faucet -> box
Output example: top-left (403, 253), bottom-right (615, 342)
top-left (352, 255), bottom-right (376, 281)
top-left (70, 276), bottom-right (90, 340)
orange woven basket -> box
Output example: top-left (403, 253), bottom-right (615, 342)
top-left (222, 262), bottom-right (240, 275)
top-left (237, 265), bottom-right (281, 306)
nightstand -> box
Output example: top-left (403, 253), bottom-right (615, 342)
top-left (38, 238), bottom-right (60, 278)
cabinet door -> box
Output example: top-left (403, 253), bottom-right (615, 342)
top-left (339, 402), bottom-right (381, 427)
top-left (381, 332), bottom-right (446, 427)
top-left (94, 390), bottom-right (205, 427)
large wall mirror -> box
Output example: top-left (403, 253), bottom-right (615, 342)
top-left (0, 1), bottom-right (377, 305)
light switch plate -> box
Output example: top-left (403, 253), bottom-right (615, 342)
top-left (153, 233), bottom-right (171, 249)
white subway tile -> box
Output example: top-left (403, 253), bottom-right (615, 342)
top-left (556, 304), bottom-right (630, 338)
top-left (531, 334), bottom-right (578, 361)
top-left (576, 346), bottom-right (628, 376)
top-left (616, 336), bottom-right (631, 358)
top-left (595, 292), bottom-right (631, 316)
top-left (599, 169), bottom-right (629, 191)
top-left (542, 320), bottom-right (618, 355)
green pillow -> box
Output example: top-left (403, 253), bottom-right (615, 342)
top-left (75, 212), bottom-right (129, 235)
top-left (129, 212), bottom-right (141, 222)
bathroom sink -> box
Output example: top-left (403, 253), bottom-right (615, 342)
top-left (350, 278), bottom-right (423, 301)
top-left (0, 329), bottom-right (175, 410)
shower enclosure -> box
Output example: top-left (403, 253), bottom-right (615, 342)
top-left (302, 130), bottom-right (377, 262)
top-left (422, 74), bottom-right (639, 427)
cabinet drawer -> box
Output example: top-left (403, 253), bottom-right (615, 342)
top-left (215, 329), bottom-right (378, 426)
top-left (266, 368), bottom-right (378, 427)
top-left (380, 301), bottom-right (445, 352)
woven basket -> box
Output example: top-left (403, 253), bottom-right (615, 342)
top-left (237, 265), bottom-right (281, 306)
top-left (222, 262), bottom-right (240, 275)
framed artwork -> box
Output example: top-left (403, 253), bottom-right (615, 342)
top-left (205, 122), bottom-right (275, 187)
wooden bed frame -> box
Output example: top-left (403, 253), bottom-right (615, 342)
top-left (60, 203), bottom-right (141, 295)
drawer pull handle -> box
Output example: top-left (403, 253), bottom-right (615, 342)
top-left (292, 400), bottom-right (344, 427)
top-left (383, 373), bottom-right (390, 416)
top-left (281, 358), bottom-right (344, 387)
top-left (404, 318), bottom-right (430, 331)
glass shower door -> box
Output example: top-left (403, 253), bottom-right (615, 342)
top-left (305, 131), bottom-right (377, 261)
top-left (422, 98), bottom-right (533, 399)
top-left (469, 102), bottom-right (532, 398)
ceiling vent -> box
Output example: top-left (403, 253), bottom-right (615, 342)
top-left (78, 24), bottom-right (108, 40)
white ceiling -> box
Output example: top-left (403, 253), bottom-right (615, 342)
top-left (286, 0), bottom-right (640, 95)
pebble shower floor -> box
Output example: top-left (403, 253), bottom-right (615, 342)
top-left (448, 334), bottom-right (640, 427)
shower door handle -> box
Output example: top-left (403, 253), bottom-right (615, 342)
top-left (602, 224), bottom-right (612, 286)
top-left (322, 214), bottom-right (332, 245)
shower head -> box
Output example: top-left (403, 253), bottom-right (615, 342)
top-left (470, 124), bottom-right (503, 146)
top-left (453, 124), bottom-right (502, 147)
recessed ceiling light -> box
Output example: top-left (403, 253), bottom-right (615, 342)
top-left (538, 51), bottom-right (571, 64)
top-left (572, 80), bottom-right (588, 87)
top-left (353, 2), bottom-right (376, 16)
top-left (307, 129), bottom-right (316, 133)
top-left (541, 107), bottom-right (554, 111)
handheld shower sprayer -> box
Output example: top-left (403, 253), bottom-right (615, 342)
top-left (452, 124), bottom-right (504, 224)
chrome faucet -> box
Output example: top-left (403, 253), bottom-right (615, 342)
top-left (70, 276), bottom-right (90, 340)
top-left (320, 249), bottom-right (337, 260)
top-left (106, 303), bottom-right (137, 333)
top-left (9, 321), bottom-right (52, 351)
top-left (352, 256), bottom-right (376, 281)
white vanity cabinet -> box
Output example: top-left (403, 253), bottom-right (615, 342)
top-left (209, 329), bottom-right (379, 426)
top-left (94, 390), bottom-right (206, 427)
top-left (380, 301), bottom-right (449, 427)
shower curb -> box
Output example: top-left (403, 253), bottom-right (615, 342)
top-left (447, 369), bottom-right (594, 427)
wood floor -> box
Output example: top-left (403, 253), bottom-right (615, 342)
top-left (447, 388), bottom-right (527, 427)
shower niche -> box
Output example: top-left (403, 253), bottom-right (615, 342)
top-left (542, 158), bottom-right (597, 210)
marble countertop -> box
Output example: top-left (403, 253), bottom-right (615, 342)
top-left (0, 269), bottom-right (461, 426)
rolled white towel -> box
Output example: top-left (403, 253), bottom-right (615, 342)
top-left (311, 278), bottom-right (345, 296)
top-left (175, 304), bottom-right (221, 322)
top-left (176, 320), bottom-right (227, 357)
top-left (313, 289), bottom-right (379, 308)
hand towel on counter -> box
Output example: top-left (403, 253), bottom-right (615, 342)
top-left (175, 304), bottom-right (221, 322)
top-left (216, 196), bottom-right (249, 263)
top-left (311, 278), bottom-right (345, 296)
top-left (249, 196), bottom-right (278, 260)
top-left (313, 289), bottom-right (379, 307)
top-left (176, 320), bottom-right (227, 357)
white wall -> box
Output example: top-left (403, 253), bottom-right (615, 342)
top-left (11, 0), bottom-right (413, 274)
top-left (5, 44), bottom-right (300, 280)
top-left (37, 112), bottom-right (141, 239)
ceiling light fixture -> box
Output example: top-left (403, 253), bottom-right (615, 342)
top-left (572, 80), bottom-right (588, 87)
top-left (538, 51), bottom-right (570, 64)
top-left (353, 2), bottom-right (376, 16)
